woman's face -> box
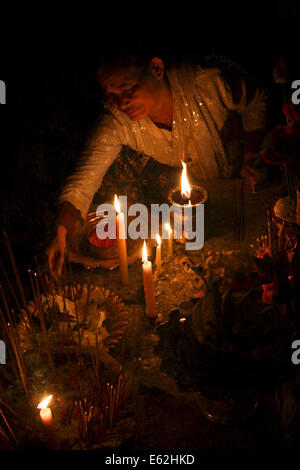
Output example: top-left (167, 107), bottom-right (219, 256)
top-left (98, 60), bottom-right (164, 121)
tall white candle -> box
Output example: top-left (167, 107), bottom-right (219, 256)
top-left (165, 223), bottom-right (173, 258)
top-left (114, 195), bottom-right (128, 285)
top-left (142, 241), bottom-right (157, 318)
top-left (155, 234), bottom-right (162, 274)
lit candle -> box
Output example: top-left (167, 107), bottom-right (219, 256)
top-left (142, 241), bottom-right (157, 318)
top-left (155, 234), bottom-right (162, 275)
top-left (114, 195), bottom-right (128, 285)
top-left (38, 394), bottom-right (53, 426)
top-left (165, 223), bottom-right (173, 258)
top-left (37, 395), bottom-right (59, 449)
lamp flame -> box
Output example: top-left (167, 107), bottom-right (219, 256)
top-left (165, 223), bottom-right (172, 236)
top-left (114, 194), bottom-right (120, 214)
top-left (37, 395), bottom-right (53, 410)
top-left (181, 161), bottom-right (191, 200)
top-left (156, 234), bottom-right (161, 246)
top-left (142, 240), bottom-right (148, 263)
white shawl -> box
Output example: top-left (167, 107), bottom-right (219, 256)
top-left (59, 62), bottom-right (267, 219)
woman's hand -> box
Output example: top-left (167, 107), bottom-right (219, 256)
top-left (46, 225), bottom-right (67, 282)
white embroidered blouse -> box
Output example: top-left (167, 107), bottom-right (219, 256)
top-left (58, 60), bottom-right (268, 220)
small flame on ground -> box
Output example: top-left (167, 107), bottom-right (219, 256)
top-left (156, 234), bottom-right (161, 246)
top-left (37, 395), bottom-right (53, 410)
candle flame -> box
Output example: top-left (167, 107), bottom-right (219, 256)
top-left (37, 395), bottom-right (53, 410)
top-left (114, 194), bottom-right (120, 214)
top-left (165, 223), bottom-right (172, 235)
top-left (181, 161), bottom-right (191, 200)
top-left (142, 240), bottom-right (148, 263)
top-left (156, 234), bottom-right (161, 246)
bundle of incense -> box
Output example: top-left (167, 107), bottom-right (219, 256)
top-left (234, 179), bottom-right (245, 240)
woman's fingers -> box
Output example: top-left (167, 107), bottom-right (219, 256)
top-left (46, 246), bottom-right (55, 272)
top-left (56, 250), bottom-right (65, 278)
top-left (46, 243), bottom-right (62, 281)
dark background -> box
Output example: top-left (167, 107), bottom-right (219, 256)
top-left (0, 1), bottom-right (299, 271)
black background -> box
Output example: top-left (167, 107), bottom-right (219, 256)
top-left (0, 1), bottom-right (299, 267)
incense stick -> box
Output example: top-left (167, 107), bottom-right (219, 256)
top-left (0, 407), bottom-right (19, 447)
top-left (234, 179), bottom-right (245, 240)
top-left (67, 260), bottom-right (82, 357)
top-left (34, 273), bottom-right (56, 378)
top-left (0, 259), bottom-right (22, 312)
top-left (2, 231), bottom-right (29, 315)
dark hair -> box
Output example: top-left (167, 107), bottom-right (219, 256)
top-left (96, 40), bottom-right (163, 74)
top-left (94, 37), bottom-right (223, 78)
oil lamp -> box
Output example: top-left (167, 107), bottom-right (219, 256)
top-left (168, 161), bottom-right (207, 244)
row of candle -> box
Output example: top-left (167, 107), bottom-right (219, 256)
top-left (114, 196), bottom-right (174, 284)
top-left (115, 159), bottom-right (189, 284)
top-left (115, 194), bottom-right (174, 319)
top-left (115, 158), bottom-right (190, 317)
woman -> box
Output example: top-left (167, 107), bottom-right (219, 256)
top-left (47, 48), bottom-right (268, 279)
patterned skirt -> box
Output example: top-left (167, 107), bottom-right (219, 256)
top-left (93, 146), bottom-right (181, 207)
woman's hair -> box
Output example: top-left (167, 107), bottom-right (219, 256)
top-left (96, 40), bottom-right (162, 74)
top-left (95, 38), bottom-right (218, 75)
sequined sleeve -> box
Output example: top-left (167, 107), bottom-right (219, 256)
top-left (58, 113), bottom-right (122, 220)
top-left (200, 61), bottom-right (269, 132)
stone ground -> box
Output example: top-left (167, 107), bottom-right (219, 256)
top-left (72, 179), bottom-right (288, 450)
